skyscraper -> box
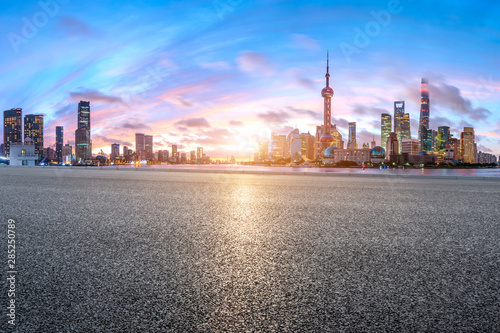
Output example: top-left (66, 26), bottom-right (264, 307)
top-left (135, 133), bottom-right (145, 159)
top-left (197, 147), bottom-right (203, 162)
top-left (75, 101), bottom-right (91, 162)
top-left (381, 113), bottom-right (392, 151)
top-left (437, 126), bottom-right (450, 151)
top-left (386, 132), bottom-right (399, 161)
top-left (24, 114), bottom-right (44, 161)
top-left (319, 50), bottom-right (335, 153)
top-left (461, 127), bottom-right (476, 163)
top-left (55, 126), bottom-right (63, 163)
top-left (111, 143), bottom-right (120, 160)
top-left (418, 78), bottom-right (430, 153)
top-left (3, 108), bottom-right (22, 156)
top-left (145, 135), bottom-right (153, 160)
top-left (348, 122), bottom-right (357, 149)
top-left (394, 101), bottom-right (411, 153)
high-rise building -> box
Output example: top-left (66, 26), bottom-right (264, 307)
top-left (331, 125), bottom-right (344, 149)
top-left (381, 113), bottom-right (392, 152)
top-left (3, 108), bottom-right (23, 156)
top-left (348, 122), bottom-right (357, 149)
top-left (401, 139), bottom-right (419, 154)
top-left (172, 145), bottom-right (178, 162)
top-left (299, 132), bottom-right (315, 160)
top-left (145, 135), bottom-right (153, 160)
top-left (445, 138), bottom-right (460, 161)
top-left (319, 51), bottom-right (335, 153)
top-left (386, 132), bottom-right (399, 161)
top-left (75, 101), bottom-right (91, 162)
top-left (55, 126), bottom-right (63, 163)
top-left (190, 150), bottom-right (195, 162)
top-left (24, 114), bottom-right (44, 160)
top-left (288, 129), bottom-right (301, 159)
top-left (419, 78), bottom-right (430, 153)
top-left (111, 143), bottom-right (120, 160)
top-left (62, 144), bottom-right (73, 163)
top-left (437, 126), bottom-right (450, 151)
top-left (197, 147), bottom-right (203, 162)
top-left (135, 133), bottom-right (145, 159)
top-left (461, 127), bottom-right (476, 163)
top-left (393, 101), bottom-right (411, 153)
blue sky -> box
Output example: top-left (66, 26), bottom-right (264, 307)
top-left (1, 0), bottom-right (499, 158)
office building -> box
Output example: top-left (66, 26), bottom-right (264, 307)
top-left (9, 140), bottom-right (38, 166)
top-left (75, 101), bottom-right (92, 162)
top-left (3, 108), bottom-right (23, 156)
top-left (135, 133), bottom-right (145, 159)
top-left (437, 126), bottom-right (450, 151)
top-left (55, 126), bottom-right (63, 163)
top-left (24, 114), bottom-right (44, 161)
top-left (386, 132), bottom-right (399, 161)
top-left (111, 143), bottom-right (120, 160)
top-left (381, 113), bottom-right (392, 151)
top-left (197, 147), bottom-right (203, 162)
top-left (461, 127), bottom-right (476, 163)
top-left (145, 135), bottom-right (153, 160)
top-left (401, 139), bottom-right (419, 154)
top-left (348, 122), bottom-right (357, 149)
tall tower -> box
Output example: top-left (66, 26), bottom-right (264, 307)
top-left (3, 108), bottom-right (23, 156)
top-left (75, 101), bottom-right (91, 162)
top-left (24, 114), bottom-right (44, 160)
top-left (319, 50), bottom-right (334, 153)
top-left (418, 78), bottom-right (430, 153)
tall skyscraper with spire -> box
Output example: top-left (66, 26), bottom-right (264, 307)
top-left (319, 50), bottom-right (334, 155)
top-left (418, 78), bottom-right (430, 153)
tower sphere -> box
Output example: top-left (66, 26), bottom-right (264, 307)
top-left (320, 133), bottom-right (334, 149)
top-left (321, 87), bottom-right (334, 98)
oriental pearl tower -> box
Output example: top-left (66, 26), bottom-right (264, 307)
top-left (320, 50), bottom-right (334, 153)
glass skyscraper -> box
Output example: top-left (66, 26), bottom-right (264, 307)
top-left (394, 101), bottom-right (411, 153)
top-left (381, 113), bottom-right (391, 151)
top-left (75, 101), bottom-right (91, 162)
top-left (56, 126), bottom-right (63, 163)
top-left (348, 122), bottom-right (357, 149)
top-left (4, 108), bottom-right (23, 157)
top-left (437, 126), bottom-right (450, 151)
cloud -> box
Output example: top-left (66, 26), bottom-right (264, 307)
top-left (257, 110), bottom-right (290, 125)
top-left (430, 83), bottom-right (492, 121)
top-left (477, 145), bottom-right (492, 153)
top-left (175, 117), bottom-right (211, 128)
top-left (69, 89), bottom-right (124, 105)
top-left (93, 134), bottom-right (132, 146)
top-left (114, 120), bottom-right (152, 131)
top-left (236, 51), bottom-right (274, 76)
top-left (287, 106), bottom-right (321, 119)
top-left (351, 104), bottom-right (387, 116)
top-left (291, 34), bottom-right (320, 50)
top-left (58, 17), bottom-right (93, 37)
top-left (229, 120), bottom-right (243, 126)
top-left (183, 128), bottom-right (233, 145)
top-left (200, 61), bottom-right (231, 71)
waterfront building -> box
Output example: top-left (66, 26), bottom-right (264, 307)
top-left (288, 129), bottom-right (301, 160)
top-left (381, 113), bottom-right (391, 152)
top-left (347, 122), bottom-right (357, 149)
top-left (190, 150), bottom-right (195, 163)
top-left (62, 144), bottom-right (73, 163)
top-left (172, 145), bottom-right (178, 162)
top-left (75, 101), bottom-right (92, 162)
top-left (437, 126), bottom-right (450, 151)
top-left (401, 139), bottom-right (419, 155)
top-left (111, 143), bottom-right (120, 161)
top-left (55, 126), bottom-right (63, 163)
top-left (418, 78), bottom-right (430, 153)
top-left (3, 108), bottom-right (23, 156)
top-left (333, 148), bottom-right (371, 165)
top-left (197, 147), bottom-right (203, 162)
top-left (24, 114), bottom-right (44, 161)
top-left (386, 132), bottom-right (399, 162)
top-left (135, 133), bottom-right (145, 159)
top-left (145, 135), bottom-right (153, 160)
top-left (461, 127), bottom-right (476, 163)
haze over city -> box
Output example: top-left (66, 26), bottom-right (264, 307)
top-left (1, 0), bottom-right (499, 159)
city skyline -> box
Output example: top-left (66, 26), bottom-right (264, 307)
top-left (1, 1), bottom-right (499, 159)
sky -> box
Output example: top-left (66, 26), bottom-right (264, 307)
top-left (1, 0), bottom-right (499, 159)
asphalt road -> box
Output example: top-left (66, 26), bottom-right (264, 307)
top-left (1, 167), bottom-right (499, 332)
